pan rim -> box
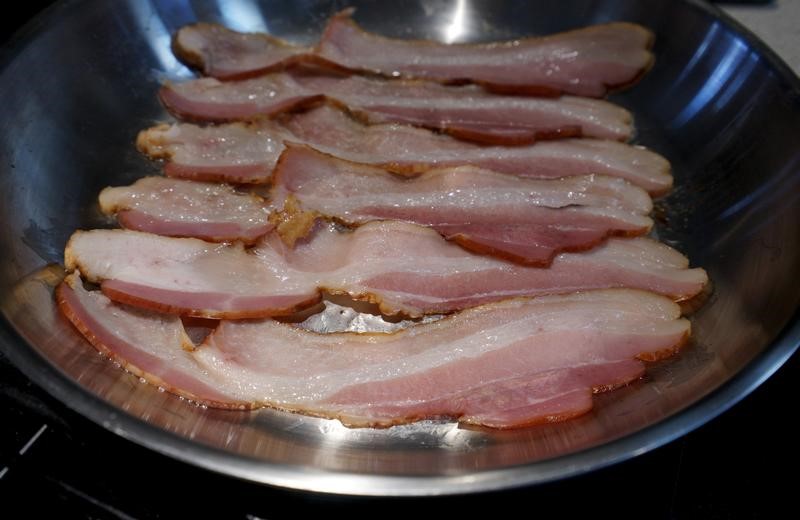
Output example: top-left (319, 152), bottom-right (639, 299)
top-left (1, 0), bottom-right (799, 496)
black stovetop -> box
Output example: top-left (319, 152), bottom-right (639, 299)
top-left (1, 2), bottom-right (797, 518)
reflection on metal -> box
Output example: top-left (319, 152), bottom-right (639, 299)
top-left (712, 50), bottom-right (758, 112)
top-left (442, 0), bottom-right (468, 43)
top-left (717, 158), bottom-right (797, 221)
top-left (127, 1), bottom-right (184, 76)
top-left (218, 0), bottom-right (269, 33)
top-left (671, 38), bottom-right (751, 128)
top-left (18, 423), bottom-right (48, 455)
top-left (665, 22), bottom-right (721, 101)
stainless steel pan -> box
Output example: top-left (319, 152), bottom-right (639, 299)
top-left (1, 0), bottom-right (799, 495)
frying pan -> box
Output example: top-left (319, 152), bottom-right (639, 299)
top-left (1, 0), bottom-right (799, 496)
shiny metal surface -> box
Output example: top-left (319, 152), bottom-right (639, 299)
top-left (1, 0), bottom-right (799, 495)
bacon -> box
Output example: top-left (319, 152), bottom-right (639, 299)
top-left (98, 177), bottom-right (272, 243)
top-left (138, 104), bottom-right (671, 193)
top-left (55, 272), bottom-right (246, 407)
top-left (64, 221), bottom-right (706, 319)
top-left (319, 10), bottom-right (654, 97)
top-left (58, 278), bottom-right (690, 428)
top-left (172, 23), bottom-right (318, 80)
top-left (173, 13), bottom-right (654, 97)
top-left (64, 229), bottom-right (320, 319)
top-left (271, 144), bottom-right (653, 264)
top-left (159, 70), bottom-right (634, 144)
top-left (137, 121), bottom-right (288, 184)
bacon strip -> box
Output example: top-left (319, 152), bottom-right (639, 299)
top-left (271, 144), bottom-right (653, 264)
top-left (58, 278), bottom-right (690, 429)
top-left (65, 229), bottom-right (320, 319)
top-left (159, 70), bottom-right (634, 144)
top-left (64, 221), bottom-right (706, 319)
top-left (137, 120), bottom-right (289, 184)
top-left (173, 13), bottom-right (654, 97)
top-left (319, 11), bottom-right (654, 97)
top-left (99, 177), bottom-right (272, 243)
top-left (172, 23), bottom-right (318, 80)
top-left (56, 272), bottom-right (245, 407)
top-left (138, 104), bottom-right (672, 193)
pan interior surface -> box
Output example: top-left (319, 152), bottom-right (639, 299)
top-left (0, 0), bottom-right (799, 495)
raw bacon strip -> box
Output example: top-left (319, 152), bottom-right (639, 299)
top-left (64, 229), bottom-right (321, 319)
top-left (99, 177), bottom-right (272, 243)
top-left (271, 144), bottom-right (653, 265)
top-left (284, 105), bottom-right (666, 190)
top-left (175, 14), bottom-right (654, 97)
top-left (64, 221), bottom-right (707, 318)
top-left (173, 23), bottom-right (320, 80)
top-left (59, 280), bottom-right (690, 428)
top-left (138, 104), bottom-right (672, 193)
top-left (318, 11), bottom-right (654, 97)
top-left (202, 290), bottom-right (689, 429)
top-left (56, 272), bottom-right (246, 408)
top-left (159, 70), bottom-right (634, 144)
top-left (326, 227), bottom-right (708, 313)
top-left (137, 120), bottom-right (289, 184)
